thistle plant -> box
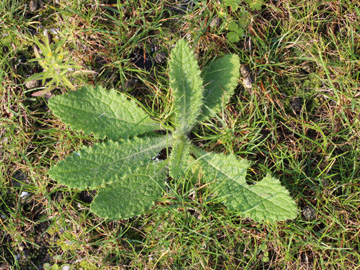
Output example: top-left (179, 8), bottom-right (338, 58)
top-left (25, 35), bottom-right (95, 96)
top-left (48, 40), bottom-right (297, 222)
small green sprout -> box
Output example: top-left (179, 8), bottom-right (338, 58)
top-left (226, 21), bottom-right (244, 43)
top-left (25, 35), bottom-right (96, 96)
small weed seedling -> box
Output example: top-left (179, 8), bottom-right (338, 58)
top-left (48, 40), bottom-right (297, 223)
top-left (224, 0), bottom-right (264, 11)
top-left (220, 1), bottom-right (253, 43)
top-left (26, 35), bottom-right (95, 96)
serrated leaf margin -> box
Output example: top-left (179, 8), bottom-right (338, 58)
top-left (48, 85), bottom-right (161, 140)
top-left (169, 39), bottom-right (204, 134)
top-left (49, 135), bottom-right (172, 189)
top-left (90, 162), bottom-right (167, 219)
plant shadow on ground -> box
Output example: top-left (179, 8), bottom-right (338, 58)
top-left (1, 0), bottom-right (360, 269)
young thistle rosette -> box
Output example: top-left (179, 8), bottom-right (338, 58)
top-left (48, 40), bottom-right (297, 222)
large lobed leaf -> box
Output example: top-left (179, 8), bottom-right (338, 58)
top-left (49, 136), bottom-right (172, 189)
top-left (91, 162), bottom-right (166, 219)
top-left (48, 86), bottom-right (161, 140)
top-left (192, 147), bottom-right (298, 223)
top-left (199, 54), bottom-right (240, 122)
top-left (169, 39), bottom-right (204, 134)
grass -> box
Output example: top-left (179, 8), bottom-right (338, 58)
top-left (1, 0), bottom-right (360, 269)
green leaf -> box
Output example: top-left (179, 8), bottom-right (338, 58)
top-left (49, 136), bottom-right (172, 189)
top-left (249, 1), bottom-right (263, 11)
top-left (91, 162), bottom-right (166, 219)
top-left (192, 147), bottom-right (298, 222)
top-left (244, 0), bottom-right (263, 10)
top-left (60, 76), bottom-right (75, 90)
top-left (227, 21), bottom-right (239, 32)
top-left (199, 54), bottom-right (240, 121)
top-left (25, 72), bottom-right (45, 82)
top-left (235, 27), bottom-right (244, 37)
top-left (48, 86), bottom-right (161, 140)
top-left (224, 0), bottom-right (241, 10)
top-left (239, 11), bottom-right (251, 27)
top-left (169, 39), bottom-right (204, 134)
top-left (226, 32), bottom-right (240, 43)
top-left (169, 134), bottom-right (191, 179)
top-left (33, 46), bottom-right (48, 69)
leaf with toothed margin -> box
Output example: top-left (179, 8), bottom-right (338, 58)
top-left (169, 39), bottom-right (204, 134)
top-left (192, 147), bottom-right (298, 223)
top-left (199, 54), bottom-right (240, 122)
top-left (91, 161), bottom-right (166, 219)
top-left (47, 39), bottom-right (297, 223)
top-left (168, 134), bottom-right (191, 179)
top-left (49, 135), bottom-right (172, 189)
top-left (48, 85), bottom-right (161, 140)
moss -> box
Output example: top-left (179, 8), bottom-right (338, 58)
top-left (77, 260), bottom-right (97, 270)
top-left (302, 73), bottom-right (322, 91)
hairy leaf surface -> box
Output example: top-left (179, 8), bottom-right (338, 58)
top-left (91, 162), bottom-right (166, 219)
top-left (49, 86), bottom-right (161, 140)
top-left (49, 136), bottom-right (171, 189)
top-left (169, 39), bottom-right (204, 134)
top-left (192, 147), bottom-right (298, 222)
top-left (169, 135), bottom-right (191, 179)
top-left (200, 55), bottom-right (240, 121)
top-left (47, 39), bottom-right (297, 222)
